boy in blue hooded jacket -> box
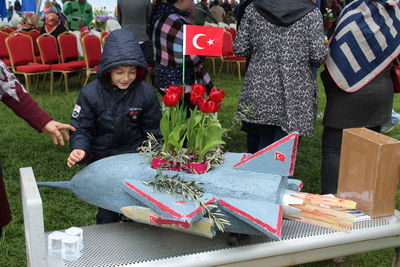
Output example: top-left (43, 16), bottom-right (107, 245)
top-left (67, 29), bottom-right (162, 224)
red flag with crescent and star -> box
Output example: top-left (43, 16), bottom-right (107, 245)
top-left (183, 25), bottom-right (224, 57)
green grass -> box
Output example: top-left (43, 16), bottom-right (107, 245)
top-left (0, 70), bottom-right (399, 267)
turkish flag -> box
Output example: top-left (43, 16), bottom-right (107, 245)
top-left (275, 152), bottom-right (286, 162)
top-left (183, 25), bottom-right (224, 57)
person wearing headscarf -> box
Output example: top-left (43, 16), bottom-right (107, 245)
top-left (320, 0), bottom-right (400, 194)
top-left (234, 0), bottom-right (327, 154)
top-left (41, 2), bottom-right (68, 37)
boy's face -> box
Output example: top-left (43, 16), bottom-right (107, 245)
top-left (110, 66), bottom-right (137, 89)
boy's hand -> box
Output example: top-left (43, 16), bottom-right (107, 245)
top-left (42, 120), bottom-right (76, 146)
top-left (67, 149), bottom-right (87, 168)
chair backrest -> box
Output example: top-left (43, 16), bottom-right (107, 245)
top-left (58, 32), bottom-right (80, 62)
top-left (80, 31), bottom-right (89, 40)
top-left (6, 33), bottom-right (36, 67)
top-left (0, 31), bottom-right (9, 59)
top-left (37, 34), bottom-right (59, 64)
top-left (222, 31), bottom-right (234, 57)
top-left (101, 31), bottom-right (109, 47)
top-left (226, 28), bottom-right (236, 41)
top-left (20, 30), bottom-right (40, 55)
top-left (1, 27), bottom-right (14, 34)
top-left (101, 31), bottom-right (110, 39)
top-left (81, 34), bottom-right (101, 68)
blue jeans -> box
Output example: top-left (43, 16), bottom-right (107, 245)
top-left (243, 123), bottom-right (288, 153)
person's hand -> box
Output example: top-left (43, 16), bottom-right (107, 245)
top-left (67, 149), bottom-right (87, 168)
top-left (42, 120), bottom-right (76, 146)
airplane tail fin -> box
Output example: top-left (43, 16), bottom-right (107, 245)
top-left (233, 132), bottom-right (299, 176)
top-left (37, 181), bottom-right (71, 190)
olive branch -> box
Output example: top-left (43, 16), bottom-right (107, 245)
top-left (143, 169), bottom-right (230, 231)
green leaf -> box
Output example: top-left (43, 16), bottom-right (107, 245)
top-left (199, 140), bottom-right (225, 158)
top-left (168, 123), bottom-right (186, 150)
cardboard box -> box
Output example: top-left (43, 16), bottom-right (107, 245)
top-left (337, 128), bottom-right (400, 218)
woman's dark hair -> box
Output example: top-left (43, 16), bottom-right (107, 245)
top-left (214, 0), bottom-right (219, 5)
top-left (167, 0), bottom-right (178, 4)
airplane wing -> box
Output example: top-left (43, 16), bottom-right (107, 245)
top-left (219, 197), bottom-right (283, 240)
top-left (123, 179), bottom-right (217, 227)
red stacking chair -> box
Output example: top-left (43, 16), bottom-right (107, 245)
top-left (57, 32), bottom-right (86, 67)
top-left (81, 34), bottom-right (101, 85)
top-left (1, 27), bottom-right (14, 34)
top-left (218, 30), bottom-right (246, 80)
top-left (80, 31), bottom-right (89, 40)
top-left (37, 34), bottom-right (85, 92)
top-left (226, 28), bottom-right (237, 41)
top-left (100, 31), bottom-right (109, 48)
top-left (20, 30), bottom-right (42, 63)
top-left (5, 33), bottom-right (51, 92)
top-left (0, 31), bottom-right (11, 67)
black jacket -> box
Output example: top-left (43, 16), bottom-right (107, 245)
top-left (70, 29), bottom-right (162, 162)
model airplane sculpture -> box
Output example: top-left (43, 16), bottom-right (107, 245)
top-left (38, 133), bottom-right (307, 240)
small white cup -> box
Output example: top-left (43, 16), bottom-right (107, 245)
top-left (65, 227), bottom-right (83, 250)
top-left (61, 235), bottom-right (81, 262)
top-left (48, 231), bottom-right (67, 258)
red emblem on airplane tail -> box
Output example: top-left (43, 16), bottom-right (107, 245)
top-left (275, 152), bottom-right (286, 162)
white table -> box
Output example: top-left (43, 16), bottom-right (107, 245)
top-left (21, 167), bottom-right (400, 267)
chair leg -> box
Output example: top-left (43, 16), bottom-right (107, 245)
top-left (49, 72), bottom-right (54, 94)
top-left (58, 74), bottom-right (63, 87)
top-left (211, 58), bottom-right (216, 76)
top-left (78, 71), bottom-right (83, 85)
top-left (81, 70), bottom-right (87, 86)
top-left (84, 73), bottom-right (90, 86)
top-left (24, 74), bottom-right (30, 92)
top-left (63, 73), bottom-right (69, 93)
top-left (33, 75), bottom-right (38, 91)
top-left (218, 61), bottom-right (224, 78)
top-left (41, 73), bottom-right (47, 88)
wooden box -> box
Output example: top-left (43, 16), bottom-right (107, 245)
top-left (337, 128), bottom-right (400, 218)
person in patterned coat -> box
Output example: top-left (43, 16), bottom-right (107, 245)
top-left (151, 0), bottom-right (214, 103)
top-left (233, 0), bottom-right (328, 153)
top-left (0, 61), bottom-right (75, 237)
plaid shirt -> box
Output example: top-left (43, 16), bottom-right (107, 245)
top-left (152, 5), bottom-right (213, 91)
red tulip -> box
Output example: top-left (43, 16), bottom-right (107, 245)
top-left (199, 99), bottom-right (216, 113)
top-left (190, 90), bottom-right (204, 105)
top-left (209, 88), bottom-right (225, 103)
top-left (212, 102), bottom-right (221, 113)
top-left (191, 84), bottom-right (206, 95)
top-left (162, 93), bottom-right (179, 106)
top-left (165, 85), bottom-right (183, 100)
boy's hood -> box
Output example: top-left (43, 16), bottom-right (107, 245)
top-left (97, 29), bottom-right (147, 82)
top-left (253, 0), bottom-right (315, 26)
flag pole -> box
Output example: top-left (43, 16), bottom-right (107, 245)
top-left (182, 25), bottom-right (187, 107)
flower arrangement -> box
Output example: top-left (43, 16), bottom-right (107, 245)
top-left (323, 8), bottom-right (335, 29)
top-left (93, 8), bottom-right (110, 32)
top-left (323, 8), bottom-right (334, 20)
top-left (140, 84), bottom-right (226, 174)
